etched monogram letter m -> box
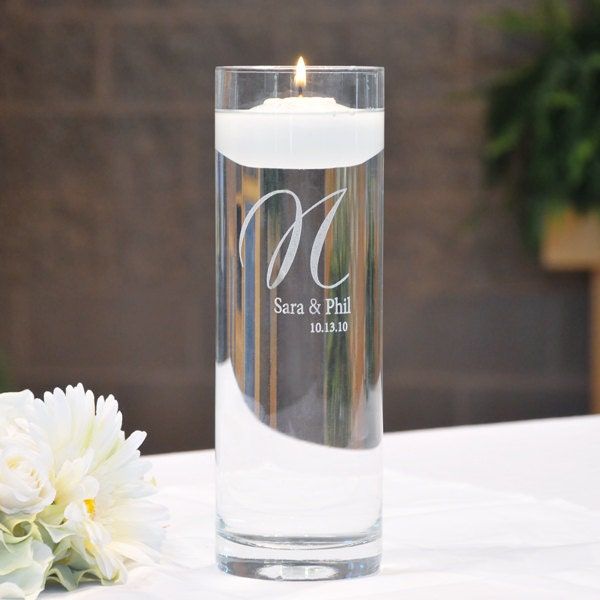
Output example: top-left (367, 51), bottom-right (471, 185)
top-left (238, 188), bottom-right (349, 290)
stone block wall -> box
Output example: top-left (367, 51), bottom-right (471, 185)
top-left (0, 0), bottom-right (588, 452)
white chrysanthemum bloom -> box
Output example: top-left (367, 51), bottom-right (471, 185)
top-left (0, 520), bottom-right (53, 600)
top-left (33, 385), bottom-right (167, 589)
top-left (0, 391), bottom-right (55, 517)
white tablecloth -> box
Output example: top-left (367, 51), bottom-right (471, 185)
top-left (44, 416), bottom-right (600, 599)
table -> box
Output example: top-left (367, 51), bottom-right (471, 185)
top-left (44, 416), bottom-right (600, 599)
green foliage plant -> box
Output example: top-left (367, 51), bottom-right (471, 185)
top-left (485, 0), bottom-right (600, 249)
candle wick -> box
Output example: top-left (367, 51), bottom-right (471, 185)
top-left (297, 86), bottom-right (303, 97)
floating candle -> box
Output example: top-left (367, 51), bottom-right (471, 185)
top-left (215, 63), bottom-right (384, 169)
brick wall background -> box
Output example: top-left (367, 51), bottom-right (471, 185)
top-left (0, 0), bottom-right (589, 452)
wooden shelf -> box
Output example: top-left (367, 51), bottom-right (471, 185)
top-left (542, 209), bottom-right (600, 413)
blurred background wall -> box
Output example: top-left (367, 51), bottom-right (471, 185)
top-left (0, 0), bottom-right (588, 452)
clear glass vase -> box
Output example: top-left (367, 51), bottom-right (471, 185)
top-left (215, 65), bottom-right (384, 581)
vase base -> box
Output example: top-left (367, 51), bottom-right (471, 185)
top-left (216, 528), bottom-right (381, 581)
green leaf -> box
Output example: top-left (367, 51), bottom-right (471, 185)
top-left (545, 90), bottom-right (578, 109)
top-left (568, 137), bottom-right (597, 183)
top-left (486, 120), bottom-right (525, 159)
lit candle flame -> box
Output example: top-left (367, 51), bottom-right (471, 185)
top-left (294, 56), bottom-right (306, 94)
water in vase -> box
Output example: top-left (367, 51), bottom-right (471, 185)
top-left (215, 151), bottom-right (384, 579)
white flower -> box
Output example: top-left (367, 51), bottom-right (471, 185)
top-left (33, 385), bottom-right (166, 588)
top-left (0, 392), bottom-right (55, 517)
top-left (0, 520), bottom-right (52, 600)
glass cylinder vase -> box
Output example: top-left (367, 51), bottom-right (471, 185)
top-left (215, 65), bottom-right (384, 581)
